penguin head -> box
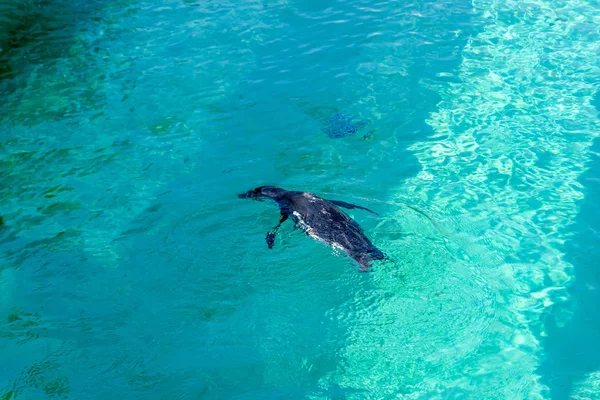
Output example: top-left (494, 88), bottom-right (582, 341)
top-left (238, 186), bottom-right (285, 201)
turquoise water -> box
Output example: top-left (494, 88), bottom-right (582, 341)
top-left (1, 0), bottom-right (600, 398)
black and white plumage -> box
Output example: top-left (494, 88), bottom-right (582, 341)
top-left (238, 186), bottom-right (385, 270)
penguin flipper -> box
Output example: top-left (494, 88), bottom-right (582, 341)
top-left (328, 200), bottom-right (378, 215)
top-left (265, 212), bottom-right (289, 249)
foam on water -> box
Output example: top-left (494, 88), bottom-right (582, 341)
top-left (331, 0), bottom-right (600, 397)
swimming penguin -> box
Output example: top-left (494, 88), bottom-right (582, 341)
top-left (238, 186), bottom-right (385, 270)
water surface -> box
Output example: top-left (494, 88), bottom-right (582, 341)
top-left (1, 0), bottom-right (600, 398)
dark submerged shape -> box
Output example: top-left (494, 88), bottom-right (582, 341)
top-left (238, 186), bottom-right (385, 270)
top-left (323, 112), bottom-right (369, 138)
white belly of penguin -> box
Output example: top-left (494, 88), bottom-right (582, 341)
top-left (293, 211), bottom-right (345, 251)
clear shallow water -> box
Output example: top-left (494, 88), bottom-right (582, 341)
top-left (1, 0), bottom-right (599, 399)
